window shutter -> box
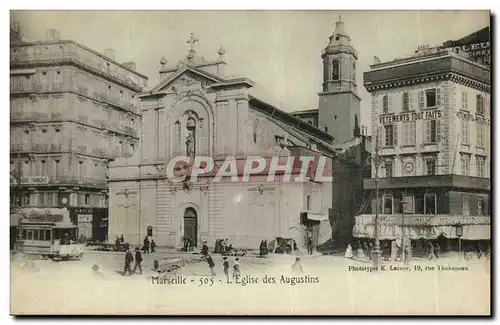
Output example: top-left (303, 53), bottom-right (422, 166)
top-left (393, 124), bottom-right (398, 146)
top-left (476, 94), bottom-right (481, 113)
top-left (377, 126), bottom-right (384, 148)
top-left (424, 120), bottom-right (430, 143)
top-left (408, 91), bottom-right (414, 110)
top-left (436, 88), bottom-right (441, 107)
top-left (418, 91), bottom-right (425, 109)
top-left (388, 95), bottom-right (393, 113)
top-left (436, 119), bottom-right (441, 143)
top-left (412, 122), bottom-right (416, 145)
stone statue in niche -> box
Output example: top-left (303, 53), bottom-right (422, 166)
top-left (185, 117), bottom-right (196, 158)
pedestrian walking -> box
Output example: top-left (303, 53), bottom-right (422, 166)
top-left (404, 245), bottom-right (411, 266)
top-left (428, 243), bottom-right (437, 261)
top-left (233, 258), bottom-right (241, 279)
top-left (223, 257), bottom-right (230, 283)
top-left (123, 249), bottom-right (134, 276)
top-left (150, 239), bottom-right (156, 253)
top-left (133, 247), bottom-right (143, 274)
top-left (435, 243), bottom-right (441, 259)
top-left (143, 236), bottom-right (150, 255)
top-left (368, 242), bottom-right (373, 260)
top-left (357, 246), bottom-right (365, 259)
top-left (202, 251), bottom-right (216, 276)
top-left (345, 244), bottom-right (353, 259)
top-left (201, 241), bottom-right (208, 255)
top-left (307, 237), bottom-right (313, 255)
top-left (292, 257), bottom-right (304, 273)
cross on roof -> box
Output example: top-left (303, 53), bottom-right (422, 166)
top-left (186, 33), bottom-right (199, 51)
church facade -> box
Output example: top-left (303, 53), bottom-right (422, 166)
top-left (108, 34), bottom-right (341, 249)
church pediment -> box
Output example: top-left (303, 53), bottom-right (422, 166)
top-left (150, 67), bottom-right (222, 94)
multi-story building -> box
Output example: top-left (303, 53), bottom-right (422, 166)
top-left (355, 46), bottom-right (491, 252)
top-left (10, 30), bottom-right (148, 242)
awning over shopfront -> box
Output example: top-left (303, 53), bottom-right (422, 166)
top-left (353, 214), bottom-right (490, 240)
top-left (302, 211), bottom-right (329, 221)
top-left (12, 208), bottom-right (72, 227)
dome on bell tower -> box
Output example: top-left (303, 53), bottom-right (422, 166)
top-left (323, 15), bottom-right (358, 59)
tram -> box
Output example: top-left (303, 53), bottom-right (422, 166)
top-left (16, 208), bottom-right (85, 260)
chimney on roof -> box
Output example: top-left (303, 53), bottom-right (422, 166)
top-left (45, 29), bottom-right (61, 41)
top-left (104, 48), bottom-right (116, 61)
top-left (123, 61), bottom-right (136, 71)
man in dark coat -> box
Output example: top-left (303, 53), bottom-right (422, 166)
top-left (307, 237), bottom-right (313, 255)
top-left (143, 236), bottom-right (150, 254)
top-left (150, 239), bottom-right (156, 254)
top-left (202, 241), bottom-right (208, 255)
top-left (202, 251), bottom-right (216, 276)
top-left (133, 247), bottom-right (143, 274)
top-left (123, 249), bottom-right (134, 276)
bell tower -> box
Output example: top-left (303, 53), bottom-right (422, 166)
top-left (318, 16), bottom-right (361, 144)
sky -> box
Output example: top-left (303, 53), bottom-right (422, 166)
top-left (12, 10), bottom-right (490, 132)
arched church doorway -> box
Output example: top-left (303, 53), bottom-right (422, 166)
top-left (183, 207), bottom-right (198, 247)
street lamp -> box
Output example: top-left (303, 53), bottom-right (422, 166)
top-left (456, 224), bottom-right (463, 262)
top-left (371, 130), bottom-right (382, 269)
top-left (400, 200), bottom-right (407, 261)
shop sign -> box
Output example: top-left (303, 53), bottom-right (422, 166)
top-left (361, 214), bottom-right (490, 226)
top-left (16, 176), bottom-right (49, 185)
top-left (450, 42), bottom-right (490, 58)
top-left (26, 214), bottom-right (63, 223)
top-left (456, 111), bottom-right (490, 125)
top-left (77, 214), bottom-right (93, 223)
top-left (73, 208), bottom-right (93, 215)
top-left (379, 109), bottom-right (442, 125)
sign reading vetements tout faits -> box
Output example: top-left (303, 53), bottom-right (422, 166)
top-left (379, 109), bottom-right (442, 125)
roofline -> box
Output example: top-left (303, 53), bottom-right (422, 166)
top-left (291, 109), bottom-right (319, 115)
top-left (248, 95), bottom-right (333, 143)
top-left (11, 39), bottom-right (149, 80)
top-left (368, 49), bottom-right (490, 73)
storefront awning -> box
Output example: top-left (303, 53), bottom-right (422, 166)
top-left (303, 211), bottom-right (329, 221)
top-left (353, 214), bottom-right (491, 240)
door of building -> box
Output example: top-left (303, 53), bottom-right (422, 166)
top-left (183, 208), bottom-right (198, 247)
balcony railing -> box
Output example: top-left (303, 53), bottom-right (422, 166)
top-left (9, 175), bottom-right (108, 187)
top-left (50, 176), bottom-right (108, 187)
top-left (11, 143), bottom-right (56, 153)
top-left (11, 111), bottom-right (138, 139)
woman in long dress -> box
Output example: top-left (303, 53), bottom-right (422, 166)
top-left (345, 244), bottom-right (353, 259)
top-left (357, 246), bottom-right (365, 260)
